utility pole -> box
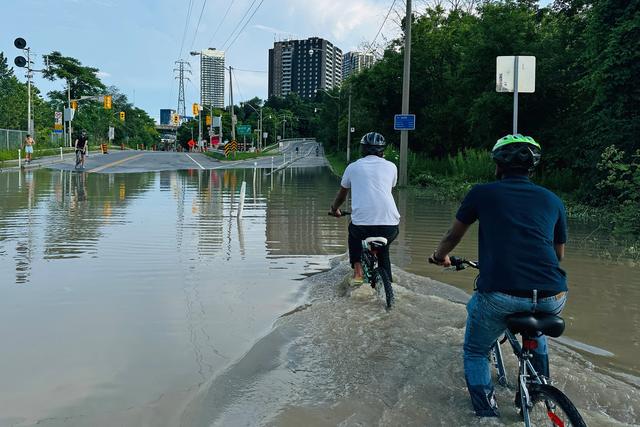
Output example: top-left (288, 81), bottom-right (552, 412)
top-left (346, 86), bottom-right (352, 163)
top-left (174, 59), bottom-right (191, 120)
top-left (399, 0), bottom-right (412, 186)
top-left (229, 66), bottom-right (236, 141)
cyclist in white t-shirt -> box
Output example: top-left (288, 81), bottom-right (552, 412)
top-left (329, 132), bottom-right (401, 285)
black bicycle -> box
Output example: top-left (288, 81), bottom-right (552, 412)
top-left (443, 257), bottom-right (586, 426)
top-left (75, 148), bottom-right (84, 169)
top-left (329, 211), bottom-right (395, 310)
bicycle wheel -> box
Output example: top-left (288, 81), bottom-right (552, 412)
top-left (526, 384), bottom-right (586, 427)
top-left (374, 268), bottom-right (394, 310)
top-left (75, 151), bottom-right (81, 168)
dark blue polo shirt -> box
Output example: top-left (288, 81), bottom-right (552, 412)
top-left (456, 175), bottom-right (567, 293)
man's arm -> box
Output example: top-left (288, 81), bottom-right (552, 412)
top-left (329, 187), bottom-right (349, 216)
top-left (430, 219), bottom-right (471, 266)
top-left (554, 243), bottom-right (565, 261)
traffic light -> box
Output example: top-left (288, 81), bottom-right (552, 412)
top-left (192, 103), bottom-right (199, 116)
top-left (71, 100), bottom-right (78, 110)
top-left (119, 111), bottom-right (125, 121)
top-left (206, 115), bottom-right (211, 125)
top-left (103, 95), bottom-right (112, 109)
top-left (171, 113), bottom-right (180, 125)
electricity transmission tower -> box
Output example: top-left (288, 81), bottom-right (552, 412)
top-left (174, 59), bottom-right (191, 120)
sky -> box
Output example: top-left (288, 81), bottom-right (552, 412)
top-left (2, 0), bottom-right (406, 122)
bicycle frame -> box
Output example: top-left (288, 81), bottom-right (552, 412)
top-left (493, 330), bottom-right (550, 427)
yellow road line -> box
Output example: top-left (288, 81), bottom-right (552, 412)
top-left (87, 153), bottom-right (145, 173)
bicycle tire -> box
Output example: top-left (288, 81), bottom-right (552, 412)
top-left (526, 383), bottom-right (586, 427)
top-left (375, 268), bottom-right (394, 310)
top-left (75, 151), bottom-right (82, 168)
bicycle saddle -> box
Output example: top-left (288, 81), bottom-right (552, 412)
top-left (365, 237), bottom-right (388, 248)
top-left (506, 313), bottom-right (565, 338)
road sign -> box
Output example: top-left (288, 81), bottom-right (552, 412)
top-left (108, 126), bottom-right (115, 140)
top-left (394, 114), bottom-right (415, 131)
top-left (224, 140), bottom-right (238, 157)
top-left (237, 125), bottom-right (251, 135)
top-left (496, 56), bottom-right (536, 93)
top-left (213, 116), bottom-right (222, 127)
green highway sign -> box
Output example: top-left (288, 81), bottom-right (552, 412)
top-left (237, 125), bottom-right (252, 135)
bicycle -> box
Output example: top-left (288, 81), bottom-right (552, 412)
top-left (328, 211), bottom-right (395, 310)
top-left (75, 148), bottom-right (85, 169)
top-left (440, 256), bottom-right (586, 426)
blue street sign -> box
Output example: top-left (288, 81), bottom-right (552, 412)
top-left (394, 114), bottom-right (416, 131)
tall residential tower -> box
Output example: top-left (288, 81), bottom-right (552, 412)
top-left (268, 37), bottom-right (342, 99)
top-left (200, 48), bottom-right (225, 108)
top-left (342, 51), bottom-right (374, 80)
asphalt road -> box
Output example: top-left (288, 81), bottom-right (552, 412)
top-left (41, 139), bottom-right (328, 174)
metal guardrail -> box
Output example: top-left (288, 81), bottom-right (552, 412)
top-left (1, 129), bottom-right (28, 150)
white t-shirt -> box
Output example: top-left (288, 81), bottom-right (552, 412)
top-left (340, 155), bottom-right (401, 226)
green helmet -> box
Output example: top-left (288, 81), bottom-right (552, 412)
top-left (491, 134), bottom-right (541, 171)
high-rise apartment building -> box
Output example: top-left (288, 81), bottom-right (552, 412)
top-left (342, 51), bottom-right (374, 80)
top-left (268, 37), bottom-right (342, 99)
top-left (200, 48), bottom-right (225, 108)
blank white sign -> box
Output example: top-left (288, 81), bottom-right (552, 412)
top-left (496, 56), bottom-right (536, 93)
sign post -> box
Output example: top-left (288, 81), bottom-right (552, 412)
top-left (394, 114), bottom-right (416, 131)
top-left (496, 56), bottom-right (536, 134)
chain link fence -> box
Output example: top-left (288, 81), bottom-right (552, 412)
top-left (1, 129), bottom-right (28, 151)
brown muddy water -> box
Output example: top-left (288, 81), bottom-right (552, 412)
top-left (0, 167), bottom-right (638, 426)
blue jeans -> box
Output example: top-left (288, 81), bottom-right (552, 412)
top-left (463, 291), bottom-right (567, 416)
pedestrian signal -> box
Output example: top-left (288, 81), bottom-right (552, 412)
top-left (206, 115), bottom-right (211, 125)
top-left (71, 100), bottom-right (78, 110)
top-left (119, 111), bottom-right (125, 121)
top-left (103, 95), bottom-right (112, 109)
top-left (192, 103), bottom-right (199, 116)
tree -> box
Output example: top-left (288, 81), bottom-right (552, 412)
top-left (42, 51), bottom-right (106, 101)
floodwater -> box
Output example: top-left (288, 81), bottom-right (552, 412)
top-left (0, 167), bottom-right (638, 426)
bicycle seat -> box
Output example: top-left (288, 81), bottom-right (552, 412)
top-left (365, 237), bottom-right (388, 248)
top-left (506, 313), bottom-right (565, 338)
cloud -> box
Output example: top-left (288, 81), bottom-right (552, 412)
top-left (96, 71), bottom-right (111, 79)
top-left (253, 24), bottom-right (298, 38)
top-left (282, 0), bottom-right (391, 44)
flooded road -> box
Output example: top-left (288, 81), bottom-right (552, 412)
top-left (0, 167), bottom-right (638, 426)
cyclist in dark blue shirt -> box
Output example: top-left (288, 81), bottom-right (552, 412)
top-left (429, 134), bottom-right (568, 417)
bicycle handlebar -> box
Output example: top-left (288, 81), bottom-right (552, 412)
top-left (428, 255), bottom-right (479, 271)
top-left (327, 211), bottom-right (351, 216)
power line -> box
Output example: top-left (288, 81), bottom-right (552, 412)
top-left (207, 0), bottom-right (236, 47)
top-left (232, 68), bottom-right (245, 103)
top-left (189, 0), bottom-right (210, 52)
top-left (225, 0), bottom-right (266, 51)
top-left (233, 67), bottom-right (268, 73)
top-left (220, 0), bottom-right (258, 49)
top-left (367, 0), bottom-right (398, 54)
top-left (178, 0), bottom-right (196, 58)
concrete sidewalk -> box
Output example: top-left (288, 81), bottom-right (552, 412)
top-left (0, 147), bottom-right (122, 171)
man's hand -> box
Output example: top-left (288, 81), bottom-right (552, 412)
top-left (429, 251), bottom-right (452, 267)
top-left (328, 206), bottom-right (342, 217)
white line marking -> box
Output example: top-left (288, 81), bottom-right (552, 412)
top-left (186, 153), bottom-right (205, 170)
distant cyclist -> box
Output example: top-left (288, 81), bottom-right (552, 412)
top-left (329, 132), bottom-right (400, 286)
top-left (429, 134), bottom-right (568, 417)
top-left (74, 130), bottom-right (88, 169)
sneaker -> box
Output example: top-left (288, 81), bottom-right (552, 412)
top-left (349, 277), bottom-right (364, 287)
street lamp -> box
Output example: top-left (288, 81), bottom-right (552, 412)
top-left (189, 51), bottom-right (204, 146)
top-left (315, 86), bottom-right (353, 162)
top-left (241, 101), bottom-right (263, 151)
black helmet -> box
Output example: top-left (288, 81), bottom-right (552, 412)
top-left (360, 132), bottom-right (386, 155)
top-left (491, 134), bottom-right (541, 171)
